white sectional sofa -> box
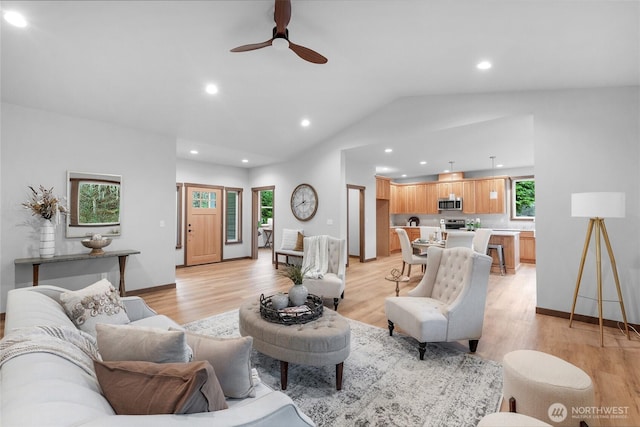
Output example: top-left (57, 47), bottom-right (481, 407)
top-left (0, 285), bottom-right (314, 427)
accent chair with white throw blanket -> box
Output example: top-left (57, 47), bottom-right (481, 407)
top-left (301, 235), bottom-right (346, 310)
top-left (385, 246), bottom-right (492, 359)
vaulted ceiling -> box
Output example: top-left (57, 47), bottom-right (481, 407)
top-left (2, 1), bottom-right (638, 176)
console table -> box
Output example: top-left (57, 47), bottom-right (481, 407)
top-left (14, 250), bottom-right (140, 297)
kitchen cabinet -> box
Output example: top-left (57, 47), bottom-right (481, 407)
top-left (404, 185), bottom-right (417, 213)
top-left (462, 181), bottom-right (476, 214)
top-left (519, 230), bottom-right (536, 263)
top-left (415, 183), bottom-right (438, 214)
top-left (436, 181), bottom-right (463, 200)
top-left (390, 184), bottom-right (401, 213)
top-left (376, 176), bottom-right (391, 200)
top-left (488, 232), bottom-right (520, 274)
top-left (389, 229), bottom-right (400, 252)
top-left (475, 178), bottom-right (506, 214)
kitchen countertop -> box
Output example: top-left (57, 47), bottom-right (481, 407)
top-left (390, 226), bottom-right (528, 237)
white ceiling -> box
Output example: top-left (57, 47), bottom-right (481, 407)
top-left (1, 1), bottom-right (638, 177)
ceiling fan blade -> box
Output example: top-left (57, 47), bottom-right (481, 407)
top-left (274, 0), bottom-right (291, 34)
top-left (288, 42), bottom-right (328, 64)
top-left (230, 39), bottom-right (273, 53)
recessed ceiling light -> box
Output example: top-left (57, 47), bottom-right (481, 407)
top-left (401, 174), bottom-right (407, 178)
top-left (205, 84), bottom-right (218, 95)
top-left (190, 150), bottom-right (198, 155)
top-left (3, 11), bottom-right (27, 28)
top-left (242, 159), bottom-right (249, 163)
top-left (300, 118), bottom-right (310, 127)
top-left (476, 61), bottom-right (492, 70)
top-left (380, 167), bottom-right (389, 171)
top-left (384, 148), bottom-right (393, 153)
top-left (420, 161), bottom-right (427, 165)
top-left (497, 164), bottom-right (504, 168)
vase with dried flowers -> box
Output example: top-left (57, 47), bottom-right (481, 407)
top-left (22, 185), bottom-right (67, 258)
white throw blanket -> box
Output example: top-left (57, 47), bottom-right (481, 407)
top-left (0, 325), bottom-right (102, 377)
top-left (302, 235), bottom-right (329, 279)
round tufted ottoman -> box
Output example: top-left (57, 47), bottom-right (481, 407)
top-left (503, 350), bottom-right (595, 427)
top-left (239, 299), bottom-right (351, 390)
top-left (478, 412), bottom-right (552, 426)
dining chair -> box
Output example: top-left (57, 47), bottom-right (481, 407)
top-left (445, 231), bottom-right (475, 249)
top-left (472, 228), bottom-right (492, 254)
top-left (419, 226), bottom-right (440, 241)
top-left (396, 228), bottom-right (428, 278)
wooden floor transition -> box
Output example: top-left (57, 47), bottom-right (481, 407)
top-left (3, 249), bottom-right (639, 425)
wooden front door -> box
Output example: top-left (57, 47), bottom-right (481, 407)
top-left (185, 185), bottom-right (222, 266)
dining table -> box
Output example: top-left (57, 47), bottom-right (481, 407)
top-left (411, 239), bottom-right (445, 255)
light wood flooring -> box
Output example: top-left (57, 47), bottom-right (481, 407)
top-left (3, 249), bottom-right (639, 425)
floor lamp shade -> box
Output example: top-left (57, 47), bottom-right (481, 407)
top-left (571, 192), bottom-right (625, 218)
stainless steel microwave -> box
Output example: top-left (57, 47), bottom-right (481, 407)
top-left (438, 198), bottom-right (462, 211)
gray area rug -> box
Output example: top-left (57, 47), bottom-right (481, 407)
top-left (184, 310), bottom-right (503, 427)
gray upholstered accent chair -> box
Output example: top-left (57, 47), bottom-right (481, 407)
top-left (385, 246), bottom-right (492, 359)
top-left (396, 228), bottom-right (428, 277)
top-left (301, 235), bottom-right (346, 310)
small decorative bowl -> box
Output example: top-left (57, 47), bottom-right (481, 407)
top-left (81, 238), bottom-right (112, 255)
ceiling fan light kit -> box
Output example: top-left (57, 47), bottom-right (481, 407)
top-left (230, 0), bottom-right (328, 64)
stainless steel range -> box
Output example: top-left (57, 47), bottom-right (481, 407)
top-left (444, 218), bottom-right (466, 229)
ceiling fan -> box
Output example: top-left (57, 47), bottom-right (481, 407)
top-left (230, 0), bottom-right (328, 64)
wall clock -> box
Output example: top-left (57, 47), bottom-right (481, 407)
top-left (290, 183), bottom-right (318, 221)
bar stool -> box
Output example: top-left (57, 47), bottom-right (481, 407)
top-left (487, 244), bottom-right (505, 275)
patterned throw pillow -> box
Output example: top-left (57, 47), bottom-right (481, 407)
top-left (60, 279), bottom-right (130, 336)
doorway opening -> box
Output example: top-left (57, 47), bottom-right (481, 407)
top-left (252, 186), bottom-right (275, 261)
top-left (347, 184), bottom-right (365, 266)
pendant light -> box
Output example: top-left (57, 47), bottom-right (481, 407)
top-left (489, 156), bottom-right (498, 200)
top-left (448, 161), bottom-right (456, 200)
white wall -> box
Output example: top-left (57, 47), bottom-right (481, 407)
top-left (1, 103), bottom-right (176, 312)
top-left (175, 158), bottom-right (252, 264)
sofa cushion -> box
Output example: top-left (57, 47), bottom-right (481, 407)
top-left (59, 279), bottom-right (130, 336)
top-left (94, 360), bottom-right (228, 415)
top-left (96, 324), bottom-right (192, 363)
top-left (183, 331), bottom-right (255, 398)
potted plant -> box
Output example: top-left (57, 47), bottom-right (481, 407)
top-left (279, 264), bottom-right (309, 306)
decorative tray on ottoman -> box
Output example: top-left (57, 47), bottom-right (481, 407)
top-left (260, 293), bottom-right (323, 325)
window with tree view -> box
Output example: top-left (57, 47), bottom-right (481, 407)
top-left (512, 177), bottom-right (535, 219)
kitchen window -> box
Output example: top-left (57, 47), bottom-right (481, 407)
top-left (511, 177), bottom-right (535, 220)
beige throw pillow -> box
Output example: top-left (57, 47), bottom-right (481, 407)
top-left (96, 323), bottom-right (192, 363)
top-left (60, 279), bottom-right (130, 336)
top-left (94, 360), bottom-right (228, 415)
top-left (293, 232), bottom-right (304, 252)
top-left (183, 331), bottom-right (255, 398)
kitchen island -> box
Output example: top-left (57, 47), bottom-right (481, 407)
top-left (389, 227), bottom-right (521, 274)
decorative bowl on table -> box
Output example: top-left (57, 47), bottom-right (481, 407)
top-left (81, 237), bottom-right (112, 255)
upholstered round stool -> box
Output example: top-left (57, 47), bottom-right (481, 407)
top-left (503, 350), bottom-right (595, 427)
top-left (238, 299), bottom-right (350, 390)
top-left (478, 412), bottom-right (552, 426)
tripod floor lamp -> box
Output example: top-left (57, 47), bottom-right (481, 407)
top-left (570, 192), bottom-right (630, 346)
